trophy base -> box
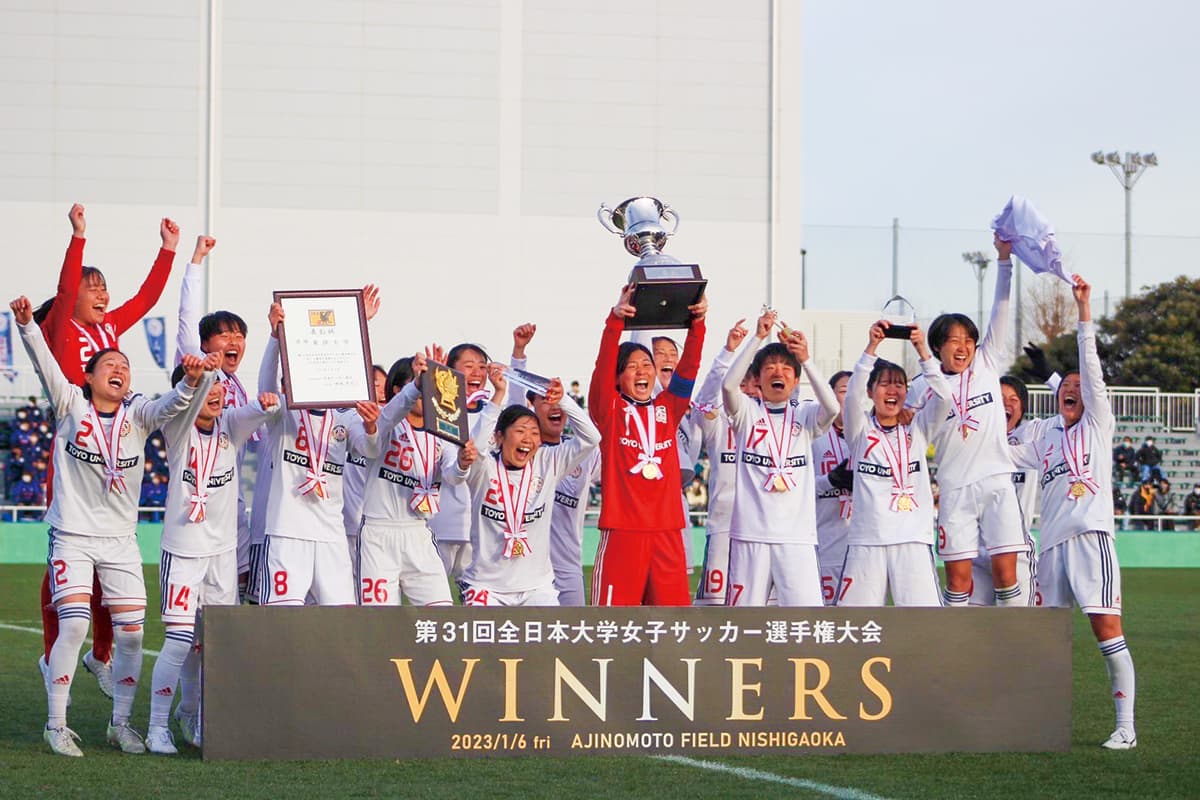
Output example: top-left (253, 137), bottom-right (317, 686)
top-left (626, 265), bottom-right (707, 330)
top-left (883, 324), bottom-right (915, 340)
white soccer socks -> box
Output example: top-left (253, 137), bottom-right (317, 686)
top-left (46, 602), bottom-right (90, 729)
top-left (149, 628), bottom-right (193, 728)
top-left (109, 609), bottom-right (145, 726)
top-left (943, 588), bottom-right (970, 606)
top-left (993, 583), bottom-right (1023, 606)
top-left (1099, 636), bottom-right (1136, 743)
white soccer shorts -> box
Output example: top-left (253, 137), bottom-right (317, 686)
top-left (260, 535), bottom-right (355, 606)
top-left (836, 543), bottom-right (942, 607)
top-left (726, 540), bottom-right (822, 607)
top-left (358, 520), bottom-right (452, 606)
top-left (937, 473), bottom-right (1028, 561)
top-left (694, 530), bottom-right (731, 606)
top-left (1038, 531), bottom-right (1123, 615)
top-left (47, 528), bottom-right (146, 606)
top-left (437, 540), bottom-right (473, 581)
top-left (459, 582), bottom-right (560, 607)
top-left (158, 549), bottom-right (238, 625)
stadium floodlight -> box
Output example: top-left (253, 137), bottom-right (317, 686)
top-left (962, 251), bottom-right (990, 329)
top-left (1091, 149), bottom-right (1160, 299)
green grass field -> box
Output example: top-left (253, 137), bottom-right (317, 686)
top-left (1, 564), bottom-right (1198, 799)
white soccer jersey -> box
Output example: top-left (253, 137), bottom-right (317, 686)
top-left (19, 320), bottom-right (207, 537)
top-left (844, 354), bottom-right (950, 547)
top-left (160, 401), bottom-right (276, 558)
top-left (351, 382), bottom-right (460, 525)
top-left (689, 345), bottom-right (739, 534)
top-left (722, 336), bottom-right (838, 545)
top-left (547, 445), bottom-right (601, 575)
top-left (342, 447), bottom-right (369, 534)
top-left (1010, 322), bottom-right (1115, 552)
top-left (907, 261), bottom-right (1015, 491)
top-left (247, 434), bottom-right (273, 547)
top-left (812, 426), bottom-right (853, 565)
top-left (454, 397), bottom-right (599, 593)
top-left (262, 405), bottom-right (354, 544)
top-left (1008, 419), bottom-right (1040, 524)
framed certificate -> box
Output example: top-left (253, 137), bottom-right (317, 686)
top-left (274, 289), bottom-right (374, 410)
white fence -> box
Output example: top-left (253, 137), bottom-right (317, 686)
top-left (1026, 387), bottom-right (1200, 432)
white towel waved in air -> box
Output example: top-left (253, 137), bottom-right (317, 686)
top-left (991, 195), bottom-right (1075, 284)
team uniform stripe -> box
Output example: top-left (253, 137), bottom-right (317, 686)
top-left (592, 530), bottom-right (610, 605)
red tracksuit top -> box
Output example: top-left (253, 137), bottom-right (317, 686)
top-left (40, 235), bottom-right (175, 384)
top-left (588, 311), bottom-right (705, 531)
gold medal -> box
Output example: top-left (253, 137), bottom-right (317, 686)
top-left (642, 462), bottom-right (661, 479)
top-left (416, 496), bottom-right (432, 514)
top-left (772, 475), bottom-right (788, 492)
top-left (961, 425), bottom-right (970, 441)
top-left (897, 495), bottom-right (913, 512)
top-left (1070, 481), bottom-right (1087, 498)
top-left (511, 539), bottom-right (525, 557)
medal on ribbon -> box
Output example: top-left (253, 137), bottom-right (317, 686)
top-left (496, 456), bottom-right (533, 558)
top-left (296, 410), bottom-right (332, 499)
top-left (623, 402), bottom-right (663, 480)
top-left (761, 401), bottom-right (797, 493)
top-left (1062, 418), bottom-right (1099, 501)
top-left (87, 402), bottom-right (129, 495)
top-left (401, 420), bottom-right (440, 516)
top-left (951, 370), bottom-right (980, 440)
top-left (187, 421), bottom-right (222, 522)
top-left (873, 420), bottom-right (916, 513)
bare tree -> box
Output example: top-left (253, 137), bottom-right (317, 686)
top-left (1023, 274), bottom-right (1075, 342)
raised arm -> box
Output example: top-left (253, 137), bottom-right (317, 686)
top-left (784, 329), bottom-right (837, 431)
top-left (663, 295), bottom-right (707, 416)
top-left (110, 217), bottom-right (179, 337)
top-left (13, 297), bottom-right (77, 419)
top-left (1073, 276), bottom-right (1113, 426)
top-left (695, 318), bottom-right (746, 407)
top-left (174, 235), bottom-right (215, 365)
top-left (588, 286), bottom-right (632, 428)
top-left (228, 393), bottom-right (280, 447)
top-left (978, 235), bottom-right (1014, 369)
top-left (259, 302), bottom-right (284, 395)
top-left (723, 309), bottom-right (772, 428)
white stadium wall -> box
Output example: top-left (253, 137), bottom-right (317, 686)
top-left (0, 0), bottom-right (848, 397)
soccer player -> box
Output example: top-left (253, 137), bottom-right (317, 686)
top-left (349, 352), bottom-right (457, 607)
top-left (256, 302), bottom-right (373, 606)
top-left (428, 342), bottom-right (491, 581)
top-left (908, 235), bottom-right (1027, 606)
top-left (343, 360), bottom-right (388, 589)
top-left (510, 323), bottom-right (602, 606)
top-left (12, 295), bottom-right (214, 757)
top-left (33, 204), bottom-right (178, 699)
top-left (688, 318), bottom-right (751, 606)
top-left (837, 322), bottom-right (949, 606)
top-left (721, 309), bottom-right (838, 606)
top-left (453, 371), bottom-right (600, 606)
top-left (968, 375), bottom-right (1041, 606)
top-left (589, 283), bottom-right (706, 606)
top-left (1009, 276), bottom-right (1138, 749)
top-left (146, 367), bottom-right (278, 753)
top-left (812, 370), bottom-right (854, 605)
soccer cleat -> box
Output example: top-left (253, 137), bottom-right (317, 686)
top-left (106, 721), bottom-right (146, 754)
top-left (82, 651), bottom-right (115, 699)
top-left (1102, 727), bottom-right (1137, 750)
top-left (145, 725), bottom-right (178, 755)
top-left (44, 725), bottom-right (84, 757)
top-left (39, 654), bottom-right (71, 707)
top-left (174, 708), bottom-right (199, 748)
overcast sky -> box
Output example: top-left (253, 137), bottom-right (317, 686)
top-left (800, 0), bottom-right (1200, 323)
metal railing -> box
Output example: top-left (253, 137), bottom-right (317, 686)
top-left (1026, 387), bottom-right (1200, 432)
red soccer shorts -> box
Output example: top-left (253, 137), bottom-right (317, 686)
top-left (591, 528), bottom-right (689, 606)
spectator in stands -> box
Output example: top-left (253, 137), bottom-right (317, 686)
top-left (20, 395), bottom-right (43, 422)
top-left (1136, 436), bottom-right (1163, 483)
top-left (6, 444), bottom-right (26, 490)
top-left (139, 471), bottom-right (168, 522)
top-left (1128, 479), bottom-right (1157, 531)
top-left (1154, 479), bottom-right (1177, 531)
top-left (1184, 483), bottom-right (1200, 531)
top-left (1112, 486), bottom-right (1129, 531)
top-left (1112, 436), bottom-right (1137, 486)
top-left (29, 456), bottom-right (48, 496)
top-left (12, 470), bottom-right (43, 520)
top-left (568, 380), bottom-right (585, 408)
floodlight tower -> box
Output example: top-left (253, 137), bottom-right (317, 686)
top-left (1090, 150), bottom-right (1158, 300)
top-left (962, 251), bottom-right (990, 329)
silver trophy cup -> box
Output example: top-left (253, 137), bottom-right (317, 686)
top-left (597, 196), bottom-right (706, 330)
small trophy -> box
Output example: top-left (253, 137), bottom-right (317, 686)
top-left (420, 361), bottom-right (470, 445)
top-left (598, 197), bottom-right (706, 330)
top-left (881, 295), bottom-right (917, 339)
top-left (504, 366), bottom-right (554, 398)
